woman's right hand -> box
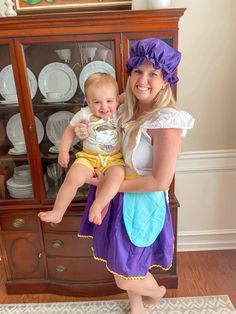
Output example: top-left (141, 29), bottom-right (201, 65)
top-left (75, 120), bottom-right (89, 140)
top-left (87, 168), bottom-right (104, 187)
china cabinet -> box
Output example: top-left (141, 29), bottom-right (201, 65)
top-left (0, 8), bottom-right (185, 296)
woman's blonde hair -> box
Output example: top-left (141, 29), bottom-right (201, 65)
top-left (118, 76), bottom-right (176, 150)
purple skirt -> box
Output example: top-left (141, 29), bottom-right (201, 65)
top-left (79, 186), bottom-right (174, 279)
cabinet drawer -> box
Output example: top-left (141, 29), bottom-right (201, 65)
top-left (47, 256), bottom-right (113, 281)
top-left (44, 233), bottom-right (92, 257)
top-left (0, 214), bottom-right (39, 231)
top-left (41, 215), bottom-right (82, 232)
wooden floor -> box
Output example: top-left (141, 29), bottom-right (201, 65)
top-left (0, 250), bottom-right (236, 308)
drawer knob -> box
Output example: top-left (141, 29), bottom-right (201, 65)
top-left (56, 265), bottom-right (66, 273)
top-left (52, 239), bottom-right (64, 249)
top-left (12, 218), bottom-right (26, 228)
top-left (49, 222), bottom-right (60, 228)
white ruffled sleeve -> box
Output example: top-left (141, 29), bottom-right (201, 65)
top-left (146, 108), bottom-right (195, 136)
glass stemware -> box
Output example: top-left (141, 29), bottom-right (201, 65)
top-left (47, 163), bottom-right (63, 190)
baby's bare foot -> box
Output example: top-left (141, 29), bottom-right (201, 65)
top-left (38, 210), bottom-right (63, 224)
top-left (142, 285), bottom-right (166, 309)
top-left (89, 203), bottom-right (102, 225)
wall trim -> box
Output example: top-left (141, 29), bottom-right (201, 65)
top-left (176, 149), bottom-right (236, 173)
top-left (177, 229), bottom-right (236, 252)
top-left (176, 149), bottom-right (236, 251)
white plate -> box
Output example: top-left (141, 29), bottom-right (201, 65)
top-left (42, 98), bottom-right (68, 103)
top-left (49, 146), bottom-right (60, 153)
top-left (8, 148), bottom-right (27, 155)
top-left (7, 177), bottom-right (33, 188)
top-left (46, 111), bottom-right (75, 147)
top-left (0, 65), bottom-right (37, 99)
top-left (38, 62), bottom-right (78, 101)
top-left (49, 145), bottom-right (74, 154)
top-left (0, 100), bottom-right (18, 105)
top-left (6, 113), bottom-right (44, 146)
top-left (79, 61), bottom-right (116, 94)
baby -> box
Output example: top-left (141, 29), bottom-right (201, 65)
top-left (38, 72), bottom-right (124, 225)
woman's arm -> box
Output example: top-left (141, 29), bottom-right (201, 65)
top-left (119, 128), bottom-right (182, 192)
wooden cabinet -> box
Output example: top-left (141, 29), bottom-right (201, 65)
top-left (0, 8), bottom-right (185, 296)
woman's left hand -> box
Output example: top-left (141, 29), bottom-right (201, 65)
top-left (75, 120), bottom-right (89, 140)
top-left (87, 168), bottom-right (104, 186)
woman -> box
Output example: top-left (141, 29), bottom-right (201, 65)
top-left (77, 38), bottom-right (194, 314)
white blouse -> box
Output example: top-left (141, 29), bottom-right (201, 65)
top-left (121, 107), bottom-right (195, 176)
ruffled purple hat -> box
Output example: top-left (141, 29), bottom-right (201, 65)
top-left (126, 38), bottom-right (181, 87)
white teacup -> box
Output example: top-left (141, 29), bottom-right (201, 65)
top-left (80, 47), bottom-right (97, 61)
top-left (54, 141), bottom-right (60, 150)
top-left (55, 49), bottom-right (71, 63)
top-left (46, 92), bottom-right (62, 100)
top-left (14, 142), bottom-right (26, 152)
top-left (97, 48), bottom-right (109, 61)
top-left (2, 93), bottom-right (18, 102)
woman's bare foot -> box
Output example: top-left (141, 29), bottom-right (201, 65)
top-left (142, 285), bottom-right (166, 309)
top-left (127, 290), bottom-right (145, 314)
top-left (128, 306), bottom-right (145, 314)
top-left (38, 210), bottom-right (64, 224)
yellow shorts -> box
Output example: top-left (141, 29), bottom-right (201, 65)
top-left (74, 149), bottom-right (125, 173)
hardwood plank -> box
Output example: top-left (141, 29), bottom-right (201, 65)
top-left (0, 250), bottom-right (236, 307)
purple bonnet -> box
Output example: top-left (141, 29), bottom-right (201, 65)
top-left (126, 38), bottom-right (181, 87)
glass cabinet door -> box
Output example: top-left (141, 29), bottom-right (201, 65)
top-left (23, 39), bottom-right (117, 203)
top-left (0, 44), bottom-right (34, 201)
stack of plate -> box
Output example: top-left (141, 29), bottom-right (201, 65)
top-left (7, 165), bottom-right (33, 199)
top-left (6, 165), bottom-right (49, 199)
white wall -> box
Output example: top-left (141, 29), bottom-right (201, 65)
top-left (176, 150), bottom-right (236, 251)
top-left (0, 1), bottom-right (5, 16)
top-left (172, 0), bottom-right (236, 151)
top-left (171, 0), bottom-right (236, 250)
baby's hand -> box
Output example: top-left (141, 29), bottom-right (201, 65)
top-left (75, 120), bottom-right (89, 140)
top-left (58, 151), bottom-right (70, 168)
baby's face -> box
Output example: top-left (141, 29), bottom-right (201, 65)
top-left (86, 83), bottom-right (118, 120)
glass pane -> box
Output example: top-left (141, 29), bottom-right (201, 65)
top-left (23, 40), bottom-right (116, 201)
top-left (0, 45), bottom-right (34, 201)
top-left (128, 37), bottom-right (173, 55)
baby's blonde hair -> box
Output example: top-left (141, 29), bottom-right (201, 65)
top-left (118, 77), bottom-right (176, 150)
top-left (84, 72), bottom-right (118, 98)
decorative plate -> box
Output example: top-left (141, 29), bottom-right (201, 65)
top-left (79, 61), bottom-right (116, 94)
top-left (0, 100), bottom-right (18, 105)
top-left (38, 62), bottom-right (78, 101)
top-left (46, 110), bottom-right (75, 146)
top-left (0, 64), bottom-right (37, 99)
top-left (6, 113), bottom-right (44, 146)
top-left (42, 98), bottom-right (67, 104)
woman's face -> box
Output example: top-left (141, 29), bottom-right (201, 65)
top-left (129, 60), bottom-right (166, 105)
